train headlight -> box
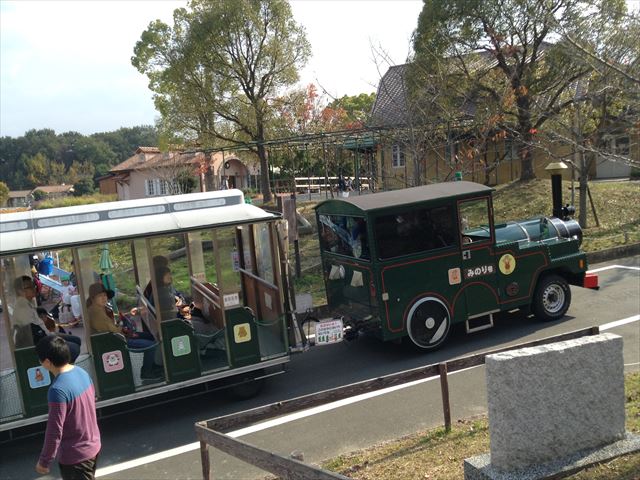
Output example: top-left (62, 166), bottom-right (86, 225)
top-left (562, 204), bottom-right (576, 219)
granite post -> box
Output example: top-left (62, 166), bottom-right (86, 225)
top-left (464, 333), bottom-right (639, 479)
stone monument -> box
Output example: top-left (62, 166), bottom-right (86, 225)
top-left (464, 333), bottom-right (640, 479)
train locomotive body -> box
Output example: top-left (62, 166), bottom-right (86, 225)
top-left (315, 181), bottom-right (598, 350)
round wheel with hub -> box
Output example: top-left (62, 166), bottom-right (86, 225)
top-left (532, 274), bottom-right (571, 322)
top-left (406, 298), bottom-right (451, 350)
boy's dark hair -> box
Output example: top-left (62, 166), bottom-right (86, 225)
top-left (36, 335), bottom-right (70, 367)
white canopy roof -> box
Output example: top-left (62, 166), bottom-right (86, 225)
top-left (0, 189), bottom-right (278, 254)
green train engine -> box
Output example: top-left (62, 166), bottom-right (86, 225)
top-left (314, 180), bottom-right (598, 350)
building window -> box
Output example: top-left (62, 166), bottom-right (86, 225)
top-left (146, 178), bottom-right (174, 196)
top-left (392, 144), bottom-right (405, 168)
top-left (146, 179), bottom-right (156, 196)
top-left (607, 136), bottom-right (630, 157)
top-left (504, 139), bottom-right (517, 162)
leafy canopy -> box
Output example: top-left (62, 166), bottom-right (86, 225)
top-left (132, 0), bottom-right (311, 201)
top-left (411, 0), bottom-right (633, 180)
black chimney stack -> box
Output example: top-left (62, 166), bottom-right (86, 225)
top-left (545, 161), bottom-right (568, 218)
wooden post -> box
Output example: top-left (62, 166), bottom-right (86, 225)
top-left (438, 363), bottom-right (451, 432)
top-left (290, 450), bottom-right (305, 462)
top-left (200, 440), bottom-right (211, 480)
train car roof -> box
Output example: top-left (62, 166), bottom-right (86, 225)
top-left (0, 189), bottom-right (279, 254)
top-left (315, 181), bottom-right (493, 213)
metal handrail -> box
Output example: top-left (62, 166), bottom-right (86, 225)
top-left (190, 276), bottom-right (221, 310)
top-left (237, 268), bottom-right (278, 291)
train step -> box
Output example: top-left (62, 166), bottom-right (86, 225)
top-left (465, 311), bottom-right (496, 333)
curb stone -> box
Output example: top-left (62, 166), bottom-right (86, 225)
top-left (586, 243), bottom-right (640, 265)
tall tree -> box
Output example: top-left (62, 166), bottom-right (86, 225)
top-left (94, 126), bottom-right (159, 163)
top-left (132, 0), bottom-right (310, 202)
top-left (0, 126), bottom-right (159, 190)
top-left (66, 160), bottom-right (96, 186)
top-left (328, 92), bottom-right (376, 127)
top-left (273, 84), bottom-right (353, 137)
top-left (22, 153), bottom-right (48, 188)
top-left (0, 181), bottom-right (9, 206)
top-left (411, 0), bottom-right (630, 181)
top-left (547, 5), bottom-right (639, 226)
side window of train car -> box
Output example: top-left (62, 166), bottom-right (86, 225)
top-left (318, 215), bottom-right (370, 260)
top-left (1, 255), bottom-right (32, 350)
top-left (459, 198), bottom-right (491, 245)
top-left (148, 235), bottom-right (189, 323)
top-left (375, 205), bottom-right (456, 260)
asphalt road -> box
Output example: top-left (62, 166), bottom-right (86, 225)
top-left (1, 256), bottom-right (638, 480)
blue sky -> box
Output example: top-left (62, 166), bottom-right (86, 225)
top-left (0, 0), bottom-right (423, 138)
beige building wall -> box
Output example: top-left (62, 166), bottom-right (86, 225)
top-left (115, 170), bottom-right (151, 200)
top-left (375, 137), bottom-right (595, 187)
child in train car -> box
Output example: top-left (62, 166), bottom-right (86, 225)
top-left (36, 307), bottom-right (82, 363)
top-left (57, 275), bottom-right (80, 325)
top-left (58, 275), bottom-right (76, 305)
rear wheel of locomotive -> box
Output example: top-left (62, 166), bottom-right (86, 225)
top-left (531, 274), bottom-right (571, 322)
top-left (406, 298), bottom-right (451, 350)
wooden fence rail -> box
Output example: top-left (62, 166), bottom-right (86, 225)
top-left (195, 325), bottom-right (600, 479)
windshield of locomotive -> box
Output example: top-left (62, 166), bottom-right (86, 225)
top-left (318, 214), bottom-right (369, 260)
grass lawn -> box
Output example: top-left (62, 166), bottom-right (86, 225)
top-left (490, 179), bottom-right (640, 252)
top-left (322, 372), bottom-right (640, 480)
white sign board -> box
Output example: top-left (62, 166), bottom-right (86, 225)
top-left (223, 292), bottom-right (240, 307)
top-left (315, 319), bottom-right (344, 345)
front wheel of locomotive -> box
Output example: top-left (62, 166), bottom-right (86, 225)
top-left (406, 298), bottom-right (451, 350)
top-left (531, 274), bottom-right (572, 322)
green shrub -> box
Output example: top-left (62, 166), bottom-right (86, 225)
top-left (32, 190), bottom-right (48, 201)
top-left (73, 178), bottom-right (95, 196)
top-left (36, 193), bottom-right (117, 209)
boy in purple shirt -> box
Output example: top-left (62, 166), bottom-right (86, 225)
top-left (35, 335), bottom-right (101, 480)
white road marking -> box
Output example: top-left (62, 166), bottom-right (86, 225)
top-left (95, 264), bottom-right (640, 477)
top-left (588, 264), bottom-right (640, 273)
top-left (95, 368), bottom-right (469, 477)
top-left (600, 315), bottom-right (640, 331)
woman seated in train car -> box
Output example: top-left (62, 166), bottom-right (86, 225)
top-left (11, 276), bottom-right (81, 363)
top-left (145, 265), bottom-right (190, 323)
top-left (143, 256), bottom-right (179, 302)
top-left (86, 282), bottom-right (162, 379)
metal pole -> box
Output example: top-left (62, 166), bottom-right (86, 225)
top-left (307, 146), bottom-right (311, 201)
top-left (355, 140), bottom-right (360, 195)
top-left (551, 174), bottom-right (563, 218)
top-left (323, 141), bottom-right (329, 199)
top-left (221, 151), bottom-right (226, 190)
